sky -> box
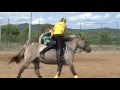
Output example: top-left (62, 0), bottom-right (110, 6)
top-left (0, 12), bottom-right (120, 29)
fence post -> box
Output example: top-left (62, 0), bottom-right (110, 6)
top-left (29, 12), bottom-right (32, 42)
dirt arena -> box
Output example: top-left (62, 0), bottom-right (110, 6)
top-left (0, 51), bottom-right (120, 78)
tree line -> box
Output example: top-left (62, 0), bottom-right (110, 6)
top-left (1, 24), bottom-right (120, 45)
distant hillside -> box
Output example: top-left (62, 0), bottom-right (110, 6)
top-left (17, 23), bottom-right (120, 35)
top-left (1, 23), bottom-right (120, 45)
top-left (17, 23), bottom-right (53, 31)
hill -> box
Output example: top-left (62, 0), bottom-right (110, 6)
top-left (17, 23), bottom-right (120, 35)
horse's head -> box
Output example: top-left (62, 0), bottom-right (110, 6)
top-left (77, 35), bottom-right (91, 53)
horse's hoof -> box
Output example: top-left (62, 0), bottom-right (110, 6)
top-left (17, 75), bottom-right (21, 78)
top-left (39, 76), bottom-right (42, 78)
top-left (17, 76), bottom-right (20, 78)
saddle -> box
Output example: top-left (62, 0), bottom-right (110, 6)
top-left (41, 39), bottom-right (67, 52)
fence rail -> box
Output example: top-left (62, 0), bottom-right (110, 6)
top-left (0, 18), bottom-right (120, 54)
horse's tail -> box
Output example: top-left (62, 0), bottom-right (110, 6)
top-left (9, 40), bottom-right (30, 64)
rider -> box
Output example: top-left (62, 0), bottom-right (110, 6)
top-left (40, 25), bottom-right (54, 57)
top-left (52, 17), bottom-right (66, 63)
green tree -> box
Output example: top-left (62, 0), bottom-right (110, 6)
top-left (1, 24), bottom-right (20, 42)
top-left (40, 24), bottom-right (52, 33)
top-left (31, 31), bottom-right (39, 42)
top-left (2, 24), bottom-right (19, 35)
top-left (18, 26), bottom-right (29, 43)
top-left (112, 36), bottom-right (120, 45)
top-left (99, 31), bottom-right (112, 45)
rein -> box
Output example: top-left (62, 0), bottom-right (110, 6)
top-left (65, 39), bottom-right (82, 53)
top-left (66, 45), bottom-right (82, 53)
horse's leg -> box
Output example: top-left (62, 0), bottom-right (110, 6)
top-left (54, 64), bottom-right (63, 78)
top-left (32, 59), bottom-right (42, 78)
top-left (68, 64), bottom-right (78, 78)
top-left (17, 59), bottom-right (33, 78)
top-left (66, 60), bottom-right (78, 78)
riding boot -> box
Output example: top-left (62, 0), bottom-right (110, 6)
top-left (40, 46), bottom-right (51, 58)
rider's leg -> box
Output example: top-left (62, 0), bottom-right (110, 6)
top-left (40, 42), bottom-right (54, 57)
top-left (57, 35), bottom-right (64, 63)
top-left (52, 35), bottom-right (64, 64)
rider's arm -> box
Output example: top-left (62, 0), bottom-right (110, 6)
top-left (49, 29), bottom-right (53, 38)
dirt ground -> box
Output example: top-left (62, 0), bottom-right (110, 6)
top-left (0, 51), bottom-right (120, 78)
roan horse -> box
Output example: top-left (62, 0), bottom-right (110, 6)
top-left (9, 35), bottom-right (91, 78)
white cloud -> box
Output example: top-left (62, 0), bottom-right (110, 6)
top-left (68, 13), bottom-right (92, 21)
top-left (92, 15), bottom-right (102, 20)
top-left (67, 12), bottom-right (79, 14)
top-left (68, 13), bottom-right (110, 21)
top-left (91, 14), bottom-right (109, 20)
top-left (14, 21), bottom-right (28, 24)
top-left (104, 14), bottom-right (109, 18)
top-left (48, 12), bottom-right (79, 15)
top-left (0, 12), bottom-right (30, 24)
top-left (32, 18), bottom-right (45, 24)
top-left (48, 17), bottom-right (56, 21)
top-left (0, 12), bottom-right (30, 15)
top-left (10, 16), bottom-right (29, 20)
top-left (0, 12), bottom-right (11, 15)
top-left (77, 21), bottom-right (95, 26)
top-left (115, 14), bottom-right (120, 18)
top-left (0, 16), bottom-right (3, 20)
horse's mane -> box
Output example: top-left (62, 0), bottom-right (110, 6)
top-left (39, 33), bottom-right (44, 44)
top-left (64, 35), bottom-right (81, 42)
top-left (39, 34), bottom-right (82, 43)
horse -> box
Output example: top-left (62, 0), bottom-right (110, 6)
top-left (9, 35), bottom-right (91, 78)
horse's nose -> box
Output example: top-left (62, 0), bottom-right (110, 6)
top-left (86, 47), bottom-right (91, 53)
top-left (89, 48), bottom-right (91, 53)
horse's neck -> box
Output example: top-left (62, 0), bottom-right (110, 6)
top-left (66, 38), bottom-right (78, 52)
